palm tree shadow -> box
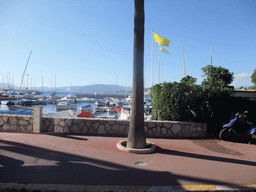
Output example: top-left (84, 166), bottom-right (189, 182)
top-left (0, 140), bottom-right (255, 191)
top-left (0, 140), bottom-right (177, 186)
top-left (0, 154), bottom-right (24, 168)
top-left (155, 146), bottom-right (256, 167)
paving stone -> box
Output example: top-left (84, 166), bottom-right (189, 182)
top-left (27, 125), bottom-right (33, 131)
top-left (58, 120), bottom-right (66, 127)
top-left (105, 123), bottom-right (111, 132)
top-left (86, 120), bottom-right (92, 127)
top-left (161, 127), bottom-right (167, 135)
top-left (71, 125), bottom-right (80, 133)
top-left (82, 126), bottom-right (88, 133)
top-left (148, 122), bottom-right (156, 128)
top-left (164, 122), bottom-right (173, 128)
top-left (0, 118), bottom-right (4, 126)
top-left (55, 126), bottom-right (63, 132)
top-left (197, 126), bottom-right (202, 132)
top-left (19, 120), bottom-right (28, 126)
top-left (3, 124), bottom-right (10, 130)
top-left (118, 125), bottom-right (126, 134)
top-left (66, 119), bottom-right (72, 127)
top-left (98, 125), bottom-right (106, 134)
top-left (171, 124), bottom-right (181, 135)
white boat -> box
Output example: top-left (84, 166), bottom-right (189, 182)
top-left (95, 113), bottom-right (119, 119)
top-left (8, 105), bottom-right (33, 111)
top-left (18, 99), bottom-right (33, 105)
top-left (43, 110), bottom-right (76, 117)
top-left (59, 95), bottom-right (77, 104)
top-left (47, 97), bottom-right (57, 104)
top-left (118, 108), bottom-right (152, 121)
top-left (56, 101), bottom-right (77, 110)
top-left (78, 97), bottom-right (97, 103)
top-left (1, 100), bottom-right (15, 105)
top-left (79, 105), bottom-right (93, 113)
top-left (95, 106), bottom-right (110, 113)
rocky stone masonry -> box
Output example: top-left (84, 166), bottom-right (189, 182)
top-left (0, 114), bottom-right (33, 132)
top-left (0, 114), bottom-right (207, 138)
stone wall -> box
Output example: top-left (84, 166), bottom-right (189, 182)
top-left (0, 114), bottom-right (33, 132)
top-left (0, 114), bottom-right (207, 138)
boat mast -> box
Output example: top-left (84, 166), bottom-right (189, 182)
top-left (42, 76), bottom-right (43, 92)
top-left (20, 51), bottom-right (32, 90)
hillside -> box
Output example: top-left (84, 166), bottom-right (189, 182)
top-left (51, 84), bottom-right (132, 94)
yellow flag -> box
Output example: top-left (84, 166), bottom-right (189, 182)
top-left (153, 32), bottom-right (170, 46)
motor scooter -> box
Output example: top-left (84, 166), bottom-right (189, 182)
top-left (219, 112), bottom-right (256, 143)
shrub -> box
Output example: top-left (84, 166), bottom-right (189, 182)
top-left (151, 82), bottom-right (234, 133)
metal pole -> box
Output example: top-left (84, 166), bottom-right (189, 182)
top-left (26, 74), bottom-right (29, 90)
top-left (20, 51), bottom-right (32, 90)
top-left (182, 43), bottom-right (186, 77)
top-left (151, 29), bottom-right (154, 87)
top-left (210, 45), bottom-right (213, 66)
top-left (158, 44), bottom-right (160, 84)
top-left (55, 74), bottom-right (56, 94)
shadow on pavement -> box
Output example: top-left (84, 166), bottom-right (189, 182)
top-left (0, 139), bottom-right (255, 191)
top-left (156, 146), bottom-right (256, 167)
top-left (46, 133), bottom-right (89, 141)
top-left (0, 140), bottom-right (177, 186)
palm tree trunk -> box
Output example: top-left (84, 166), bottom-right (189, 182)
top-left (127, 0), bottom-right (146, 149)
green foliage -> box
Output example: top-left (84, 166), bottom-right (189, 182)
top-left (248, 85), bottom-right (256, 90)
top-left (201, 65), bottom-right (234, 87)
top-left (151, 82), bottom-right (190, 121)
top-left (180, 75), bottom-right (197, 86)
top-left (151, 77), bottom-right (234, 123)
top-left (251, 68), bottom-right (256, 86)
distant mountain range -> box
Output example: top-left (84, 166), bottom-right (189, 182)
top-left (0, 83), bottom-right (132, 94)
top-left (57, 84), bottom-right (132, 93)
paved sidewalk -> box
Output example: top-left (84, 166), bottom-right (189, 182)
top-left (0, 132), bottom-right (256, 191)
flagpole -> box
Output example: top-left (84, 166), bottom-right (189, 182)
top-left (158, 43), bottom-right (160, 120)
top-left (151, 29), bottom-right (154, 87)
top-left (210, 45), bottom-right (213, 66)
top-left (158, 44), bottom-right (160, 84)
top-left (182, 43), bottom-right (186, 77)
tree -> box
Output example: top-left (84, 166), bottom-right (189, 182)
top-left (251, 68), bottom-right (256, 86)
top-left (180, 75), bottom-right (197, 86)
top-left (127, 0), bottom-right (146, 149)
top-left (201, 65), bottom-right (234, 87)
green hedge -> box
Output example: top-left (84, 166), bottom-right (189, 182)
top-left (151, 82), bottom-right (235, 133)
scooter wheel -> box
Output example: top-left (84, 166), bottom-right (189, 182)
top-left (219, 128), bottom-right (231, 141)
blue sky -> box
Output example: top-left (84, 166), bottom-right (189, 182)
top-left (1, 0), bottom-right (255, 89)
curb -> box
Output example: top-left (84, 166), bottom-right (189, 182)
top-left (117, 140), bottom-right (157, 154)
top-left (1, 183), bottom-right (256, 192)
